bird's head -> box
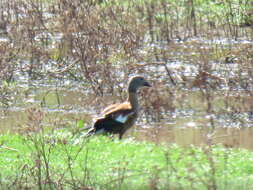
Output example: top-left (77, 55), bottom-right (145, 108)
top-left (128, 76), bottom-right (151, 93)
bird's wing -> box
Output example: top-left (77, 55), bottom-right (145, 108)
top-left (92, 116), bottom-right (124, 133)
top-left (104, 102), bottom-right (135, 124)
top-left (102, 103), bottom-right (121, 115)
top-left (90, 102), bottom-right (135, 135)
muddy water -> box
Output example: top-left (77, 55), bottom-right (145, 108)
top-left (3, 106), bottom-right (253, 150)
top-left (132, 124), bottom-right (253, 150)
top-left (1, 85), bottom-right (253, 150)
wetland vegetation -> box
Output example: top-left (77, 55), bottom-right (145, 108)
top-left (0, 0), bottom-right (253, 189)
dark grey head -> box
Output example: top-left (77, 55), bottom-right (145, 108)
top-left (128, 76), bottom-right (151, 93)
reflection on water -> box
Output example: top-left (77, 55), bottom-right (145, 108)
top-left (2, 105), bottom-right (253, 150)
top-left (131, 124), bottom-right (253, 150)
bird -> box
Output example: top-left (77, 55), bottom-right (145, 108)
top-left (86, 76), bottom-right (151, 139)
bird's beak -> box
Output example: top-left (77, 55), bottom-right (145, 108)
top-left (144, 81), bottom-right (151, 87)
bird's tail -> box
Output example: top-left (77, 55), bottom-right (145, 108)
top-left (72, 125), bottom-right (93, 140)
top-left (72, 127), bottom-right (94, 145)
top-left (85, 127), bottom-right (106, 138)
top-left (79, 125), bottom-right (91, 131)
top-left (84, 128), bottom-right (96, 138)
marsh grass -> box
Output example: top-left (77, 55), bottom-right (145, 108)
top-left (0, 130), bottom-right (253, 190)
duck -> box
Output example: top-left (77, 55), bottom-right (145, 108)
top-left (86, 76), bottom-right (151, 139)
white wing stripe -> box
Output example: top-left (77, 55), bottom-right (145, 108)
top-left (115, 115), bottom-right (128, 123)
top-left (114, 112), bottom-right (135, 124)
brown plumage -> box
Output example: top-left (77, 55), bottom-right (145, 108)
top-left (86, 76), bottom-right (151, 139)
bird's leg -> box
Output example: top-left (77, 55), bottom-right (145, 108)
top-left (119, 133), bottom-right (123, 140)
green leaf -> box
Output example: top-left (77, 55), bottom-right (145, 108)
top-left (77, 119), bottom-right (84, 129)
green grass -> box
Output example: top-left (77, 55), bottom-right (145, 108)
top-left (1, 131), bottom-right (253, 189)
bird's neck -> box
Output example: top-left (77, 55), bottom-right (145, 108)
top-left (127, 92), bottom-right (139, 111)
